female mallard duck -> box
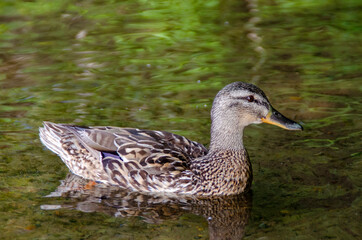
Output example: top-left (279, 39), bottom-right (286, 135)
top-left (39, 82), bottom-right (302, 196)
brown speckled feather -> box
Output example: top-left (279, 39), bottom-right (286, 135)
top-left (190, 150), bottom-right (252, 196)
top-left (39, 81), bottom-right (302, 196)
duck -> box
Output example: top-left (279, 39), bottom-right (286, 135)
top-left (39, 81), bottom-right (302, 196)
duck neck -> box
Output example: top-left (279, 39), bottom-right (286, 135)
top-left (208, 117), bottom-right (246, 152)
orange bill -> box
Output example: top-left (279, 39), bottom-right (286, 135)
top-left (261, 107), bottom-right (303, 131)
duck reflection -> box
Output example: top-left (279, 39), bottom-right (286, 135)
top-left (42, 174), bottom-right (251, 240)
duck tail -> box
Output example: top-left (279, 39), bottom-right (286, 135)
top-left (39, 121), bottom-right (69, 157)
top-left (39, 121), bottom-right (108, 182)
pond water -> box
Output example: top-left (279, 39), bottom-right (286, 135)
top-left (0, 0), bottom-right (361, 239)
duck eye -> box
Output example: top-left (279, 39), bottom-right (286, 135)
top-left (247, 95), bottom-right (254, 102)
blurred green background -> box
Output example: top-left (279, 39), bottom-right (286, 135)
top-left (0, 0), bottom-right (361, 239)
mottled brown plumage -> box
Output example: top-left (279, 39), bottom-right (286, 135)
top-left (39, 82), bottom-right (302, 196)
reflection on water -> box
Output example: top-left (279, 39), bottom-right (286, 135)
top-left (0, 0), bottom-right (361, 239)
top-left (42, 174), bottom-right (251, 240)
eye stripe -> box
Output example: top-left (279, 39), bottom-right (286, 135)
top-left (234, 96), bottom-right (249, 101)
top-left (233, 96), bottom-right (268, 108)
top-left (234, 96), bottom-right (257, 102)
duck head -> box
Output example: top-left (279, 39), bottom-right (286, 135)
top-left (209, 82), bottom-right (302, 150)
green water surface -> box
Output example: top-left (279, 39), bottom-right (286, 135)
top-left (0, 0), bottom-right (361, 239)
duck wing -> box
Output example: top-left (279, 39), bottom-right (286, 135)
top-left (78, 126), bottom-right (208, 174)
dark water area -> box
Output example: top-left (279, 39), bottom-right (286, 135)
top-left (0, 0), bottom-right (361, 239)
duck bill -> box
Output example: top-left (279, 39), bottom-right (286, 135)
top-left (261, 106), bottom-right (303, 131)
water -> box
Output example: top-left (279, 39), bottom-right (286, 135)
top-left (0, 0), bottom-right (361, 239)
